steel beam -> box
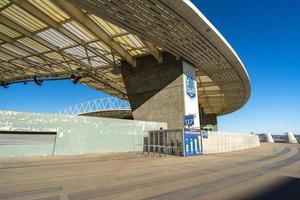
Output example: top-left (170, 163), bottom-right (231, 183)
top-left (143, 41), bottom-right (162, 63)
top-left (12, 0), bottom-right (114, 66)
top-left (51, 0), bottom-right (136, 67)
top-left (0, 14), bottom-right (125, 95)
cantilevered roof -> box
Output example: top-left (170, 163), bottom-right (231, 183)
top-left (0, 0), bottom-right (250, 115)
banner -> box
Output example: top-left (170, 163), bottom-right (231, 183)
top-left (183, 62), bottom-right (200, 128)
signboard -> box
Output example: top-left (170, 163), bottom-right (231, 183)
top-left (186, 74), bottom-right (196, 99)
top-left (183, 129), bottom-right (203, 157)
top-left (184, 115), bottom-right (194, 126)
top-left (183, 62), bottom-right (200, 128)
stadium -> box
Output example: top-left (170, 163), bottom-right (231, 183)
top-left (2, 1), bottom-right (300, 199)
top-left (0, 0), bottom-right (258, 157)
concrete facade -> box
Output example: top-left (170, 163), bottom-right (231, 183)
top-left (0, 110), bottom-right (167, 158)
top-left (121, 53), bottom-right (199, 129)
top-left (0, 110), bottom-right (260, 157)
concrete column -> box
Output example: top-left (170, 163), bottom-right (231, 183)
top-left (266, 133), bottom-right (274, 143)
top-left (198, 105), bottom-right (205, 127)
top-left (121, 53), bottom-right (200, 129)
top-left (285, 132), bottom-right (298, 144)
top-left (204, 114), bottom-right (218, 126)
top-left (198, 105), bottom-right (218, 129)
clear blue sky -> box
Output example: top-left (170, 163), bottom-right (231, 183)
top-left (1, 0), bottom-right (299, 134)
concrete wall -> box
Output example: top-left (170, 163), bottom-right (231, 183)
top-left (202, 132), bottom-right (260, 154)
top-left (0, 110), bottom-right (167, 158)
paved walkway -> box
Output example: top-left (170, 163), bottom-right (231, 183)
top-left (0, 143), bottom-right (300, 200)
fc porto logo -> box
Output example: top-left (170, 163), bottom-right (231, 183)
top-left (186, 74), bottom-right (196, 99)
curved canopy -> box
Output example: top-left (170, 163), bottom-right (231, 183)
top-left (0, 0), bottom-right (250, 115)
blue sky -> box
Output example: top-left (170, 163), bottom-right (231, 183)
top-left (193, 0), bottom-right (300, 134)
top-left (1, 0), bottom-right (299, 134)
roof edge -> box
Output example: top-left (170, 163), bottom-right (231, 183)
top-left (164, 0), bottom-right (251, 114)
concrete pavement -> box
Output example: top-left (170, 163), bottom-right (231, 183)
top-left (0, 143), bottom-right (300, 200)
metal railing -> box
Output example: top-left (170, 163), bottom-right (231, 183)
top-left (58, 97), bottom-right (131, 115)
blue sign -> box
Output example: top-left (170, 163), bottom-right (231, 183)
top-left (183, 129), bottom-right (203, 157)
top-left (184, 115), bottom-right (194, 126)
top-left (186, 74), bottom-right (196, 99)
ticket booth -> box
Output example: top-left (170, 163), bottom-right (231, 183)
top-left (144, 128), bottom-right (203, 157)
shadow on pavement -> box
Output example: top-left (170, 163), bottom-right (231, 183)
top-left (243, 176), bottom-right (300, 200)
